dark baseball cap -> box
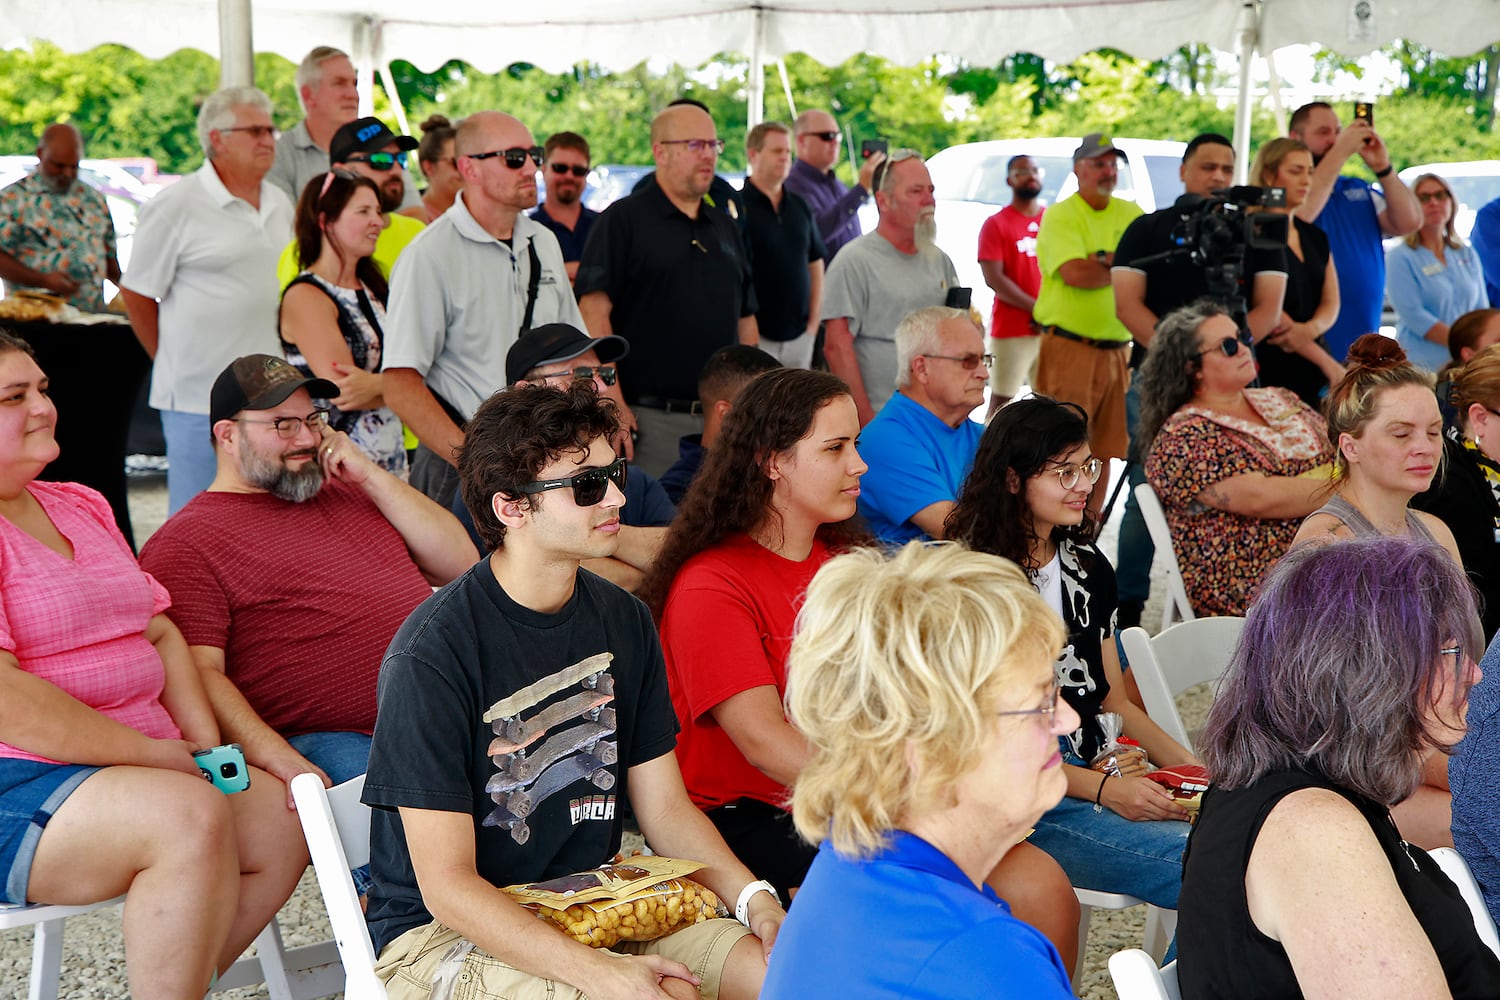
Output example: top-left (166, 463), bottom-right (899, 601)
top-left (209, 354), bottom-right (338, 427)
top-left (1073, 133), bottom-right (1127, 163)
top-left (329, 116), bottom-right (418, 165)
top-left (506, 324), bottom-right (629, 386)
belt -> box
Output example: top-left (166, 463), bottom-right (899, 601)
top-left (634, 395), bottom-right (703, 415)
top-left (1044, 325), bottom-right (1130, 350)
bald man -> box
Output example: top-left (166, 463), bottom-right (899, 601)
top-left (0, 123), bottom-right (120, 311)
top-left (784, 108), bottom-right (882, 263)
top-left (576, 103), bottom-right (758, 476)
top-left (382, 110), bottom-right (585, 507)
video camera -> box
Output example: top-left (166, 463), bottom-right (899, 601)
top-left (1171, 186), bottom-right (1289, 268)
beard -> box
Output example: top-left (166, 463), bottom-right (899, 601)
top-left (238, 438), bottom-right (324, 502)
top-left (39, 172), bottom-right (72, 194)
top-left (1015, 181), bottom-right (1043, 200)
top-left (378, 177), bottom-right (404, 214)
top-left (551, 182), bottom-right (582, 206)
top-left (914, 211), bottom-right (938, 249)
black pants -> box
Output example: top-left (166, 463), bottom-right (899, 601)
top-left (705, 798), bottom-right (816, 904)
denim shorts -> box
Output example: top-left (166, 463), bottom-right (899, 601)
top-left (0, 758), bottom-right (100, 905)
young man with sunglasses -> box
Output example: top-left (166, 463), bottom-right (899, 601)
top-left (384, 110), bottom-right (585, 510)
top-left (531, 131), bottom-right (599, 284)
top-left (139, 354), bottom-right (474, 822)
top-left (364, 381), bottom-right (785, 1000)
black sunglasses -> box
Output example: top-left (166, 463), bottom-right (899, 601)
top-left (344, 151), bottom-right (407, 171)
top-left (518, 457), bottom-right (628, 507)
top-left (549, 162), bottom-right (589, 178)
top-left (802, 130), bottom-right (840, 142)
top-left (467, 146), bottom-right (545, 169)
top-left (1196, 329), bottom-right (1255, 359)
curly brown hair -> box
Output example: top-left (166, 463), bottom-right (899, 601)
top-left (457, 381), bottom-right (620, 551)
top-left (639, 368), bottom-right (870, 617)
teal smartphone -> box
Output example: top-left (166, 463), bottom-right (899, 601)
top-left (193, 743), bottom-right (251, 794)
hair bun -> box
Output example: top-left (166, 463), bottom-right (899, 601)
top-left (419, 114), bottom-right (452, 133)
top-left (1345, 333), bottom-right (1408, 372)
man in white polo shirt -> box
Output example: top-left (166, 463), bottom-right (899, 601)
top-left (383, 110), bottom-right (583, 508)
top-left (121, 86), bottom-right (293, 513)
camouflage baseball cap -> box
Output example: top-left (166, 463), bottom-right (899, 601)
top-left (209, 354), bottom-right (338, 427)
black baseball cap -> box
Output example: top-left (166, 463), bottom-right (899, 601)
top-left (506, 324), bottom-right (629, 386)
top-left (329, 116), bottom-right (418, 165)
top-left (210, 354), bottom-right (338, 427)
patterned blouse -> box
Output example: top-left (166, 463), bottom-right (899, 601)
top-left (0, 171), bottom-right (117, 312)
top-left (1145, 387), bottom-right (1332, 616)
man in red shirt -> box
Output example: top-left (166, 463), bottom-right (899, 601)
top-left (977, 154), bottom-right (1045, 414)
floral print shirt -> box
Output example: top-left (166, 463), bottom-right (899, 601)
top-left (0, 171), bottom-right (117, 312)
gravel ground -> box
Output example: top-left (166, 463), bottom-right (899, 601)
top-left (2, 461), bottom-right (1195, 999)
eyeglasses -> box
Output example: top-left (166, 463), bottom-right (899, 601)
top-left (998, 679), bottom-right (1062, 723)
top-left (221, 125), bottom-right (280, 140)
top-left (534, 365), bottom-right (618, 387)
top-left (549, 163), bottom-right (590, 178)
top-left (801, 130), bottom-right (840, 142)
top-left (1417, 190), bottom-right (1452, 204)
top-left (237, 409), bottom-right (330, 439)
top-left (345, 151), bottom-right (407, 171)
top-left (1196, 329), bottom-right (1255, 359)
top-left (466, 146), bottom-right (545, 169)
top-left (1043, 456), bottom-right (1105, 491)
top-left (922, 352), bottom-right (993, 370)
top-left (658, 138), bottom-right (726, 155)
top-left (870, 148), bottom-right (921, 192)
top-left (518, 457), bottom-right (628, 507)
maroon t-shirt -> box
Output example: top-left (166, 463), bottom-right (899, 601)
top-left (139, 478), bottom-right (436, 736)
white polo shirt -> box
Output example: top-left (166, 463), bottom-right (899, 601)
top-left (383, 191), bottom-right (582, 420)
top-left (123, 162), bottom-right (293, 414)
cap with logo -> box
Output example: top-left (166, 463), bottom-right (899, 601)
top-left (1073, 133), bottom-right (1127, 163)
top-left (329, 116), bottom-right (419, 165)
top-left (210, 354), bottom-right (338, 427)
top-left (506, 324), bottom-right (630, 386)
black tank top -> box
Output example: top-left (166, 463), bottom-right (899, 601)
top-left (1177, 766), bottom-right (1500, 998)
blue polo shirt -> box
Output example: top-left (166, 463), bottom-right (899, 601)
top-left (857, 392), bottom-right (983, 544)
top-left (1315, 176), bottom-right (1387, 362)
top-left (761, 832), bottom-right (1073, 999)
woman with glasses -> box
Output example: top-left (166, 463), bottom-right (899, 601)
top-left (0, 332), bottom-right (307, 997)
top-left (1139, 301), bottom-right (1333, 616)
top-left (640, 368), bottom-right (1082, 969)
top-left (1178, 538), bottom-right (1500, 999)
top-left (1388, 173), bottom-right (1489, 373)
top-left (279, 170), bottom-right (407, 477)
top-left (947, 396), bottom-right (1199, 914)
top-left (1247, 138), bottom-right (1345, 406)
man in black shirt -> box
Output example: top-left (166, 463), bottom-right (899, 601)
top-left (364, 382), bottom-right (784, 1000)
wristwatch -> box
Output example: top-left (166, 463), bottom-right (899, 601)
top-left (735, 879), bottom-right (780, 926)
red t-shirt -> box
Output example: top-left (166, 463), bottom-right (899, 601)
top-left (138, 478), bottom-right (437, 737)
top-left (660, 533), bottom-right (832, 811)
top-left (977, 204), bottom-right (1045, 339)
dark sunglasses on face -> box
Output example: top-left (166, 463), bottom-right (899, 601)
top-left (1197, 329), bottom-right (1255, 359)
top-left (536, 365), bottom-right (618, 387)
top-left (467, 146), bottom-right (545, 169)
top-left (345, 151), bottom-right (408, 171)
top-left (549, 162), bottom-right (590, 178)
top-left (802, 130), bottom-right (840, 142)
top-left (518, 457), bottom-right (628, 507)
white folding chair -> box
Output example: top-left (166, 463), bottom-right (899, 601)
top-left (1120, 617), bottom-right (1245, 754)
top-left (291, 772), bottom-right (388, 1000)
top-left (1430, 847), bottom-right (1500, 958)
top-left (1134, 483), bottom-right (1195, 630)
top-left (1109, 947), bottom-right (1181, 1000)
top-left (1074, 888), bottom-right (1175, 971)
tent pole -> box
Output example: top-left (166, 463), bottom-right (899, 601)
top-left (380, 62), bottom-right (413, 139)
top-left (747, 7), bottom-right (766, 128)
top-left (1232, 0), bottom-right (1259, 184)
top-left (777, 59), bottom-right (798, 122)
top-left (355, 18), bottom-right (377, 117)
top-left (217, 0), bottom-right (254, 87)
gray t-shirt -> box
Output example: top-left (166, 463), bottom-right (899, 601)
top-left (821, 232), bottom-right (959, 412)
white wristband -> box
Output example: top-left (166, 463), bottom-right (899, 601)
top-left (734, 879), bottom-right (779, 926)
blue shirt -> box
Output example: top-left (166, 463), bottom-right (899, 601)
top-left (1449, 631), bottom-right (1500, 931)
top-left (1315, 176), bottom-right (1387, 362)
top-left (1386, 241), bottom-right (1489, 372)
top-left (529, 203), bottom-right (599, 263)
top-left (1469, 197), bottom-right (1500, 308)
top-left (658, 434), bottom-right (705, 505)
top-left (856, 392), bottom-right (983, 544)
top-left (761, 832), bottom-right (1073, 999)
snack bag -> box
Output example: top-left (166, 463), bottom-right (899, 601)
top-left (503, 856), bottom-right (723, 948)
top-left (1146, 763), bottom-right (1211, 817)
top-left (1090, 713), bottom-right (1149, 777)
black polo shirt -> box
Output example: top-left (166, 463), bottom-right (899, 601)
top-left (1113, 205), bottom-right (1286, 323)
top-left (741, 181), bottom-right (827, 342)
top-left (576, 182), bottom-right (756, 401)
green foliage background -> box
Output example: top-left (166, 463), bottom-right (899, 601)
top-left (3, 40), bottom-right (1499, 182)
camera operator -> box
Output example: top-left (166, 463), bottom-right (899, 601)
top-left (1110, 133), bottom-right (1287, 630)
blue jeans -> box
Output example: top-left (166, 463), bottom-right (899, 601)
top-left (160, 410), bottom-right (217, 514)
top-left (1027, 793), bottom-right (1191, 910)
top-left (1116, 373), bottom-right (1154, 609)
top-left (288, 731), bottom-right (372, 894)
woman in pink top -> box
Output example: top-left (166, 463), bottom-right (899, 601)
top-left (0, 332), bottom-right (306, 998)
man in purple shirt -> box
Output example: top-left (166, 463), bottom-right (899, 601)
top-left (784, 109), bottom-right (882, 262)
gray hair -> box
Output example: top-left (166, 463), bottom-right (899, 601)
top-left (1135, 299), bottom-right (1229, 459)
top-left (198, 86), bottom-right (273, 158)
top-left (894, 306), bottom-right (972, 390)
top-left (296, 46), bottom-right (350, 111)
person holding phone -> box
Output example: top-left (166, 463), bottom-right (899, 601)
top-left (0, 331), bottom-right (308, 998)
top-left (784, 109), bottom-right (884, 263)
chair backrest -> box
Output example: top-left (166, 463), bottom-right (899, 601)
top-left (290, 772), bottom-right (387, 1000)
top-left (1120, 617), bottom-right (1245, 753)
top-left (1108, 947), bottom-right (1181, 1000)
top-left (1430, 847), bottom-right (1500, 958)
top-left (1133, 482), bottom-right (1195, 629)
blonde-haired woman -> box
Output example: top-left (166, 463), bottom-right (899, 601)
top-left (762, 542), bottom-right (1076, 999)
top-left (1388, 173), bottom-right (1489, 373)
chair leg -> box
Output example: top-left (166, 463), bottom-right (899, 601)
top-left (1142, 906), bottom-right (1178, 964)
top-left (29, 917), bottom-right (66, 1000)
top-left (1075, 903), bottom-right (1094, 977)
top-left (254, 919), bottom-right (295, 1000)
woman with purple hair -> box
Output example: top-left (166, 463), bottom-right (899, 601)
top-left (1177, 537), bottom-right (1500, 998)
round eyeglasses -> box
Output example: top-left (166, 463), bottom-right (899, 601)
top-left (1043, 456), bottom-right (1104, 491)
top-left (236, 409), bottom-right (331, 439)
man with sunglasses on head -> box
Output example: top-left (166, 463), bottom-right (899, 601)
top-left (531, 131), bottom-right (599, 284)
top-left (139, 355), bottom-right (474, 825)
top-left (363, 380), bottom-right (784, 1000)
top-left (383, 110), bottom-right (585, 510)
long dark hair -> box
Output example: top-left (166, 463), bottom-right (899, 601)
top-left (640, 368), bottom-right (870, 617)
top-left (946, 396), bottom-right (1097, 574)
top-left (293, 170), bottom-right (389, 304)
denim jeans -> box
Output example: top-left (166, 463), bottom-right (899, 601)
top-left (1027, 792), bottom-right (1191, 910)
top-left (1116, 372), bottom-right (1155, 609)
top-left (160, 410), bottom-right (216, 515)
top-left (287, 731), bottom-right (373, 894)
